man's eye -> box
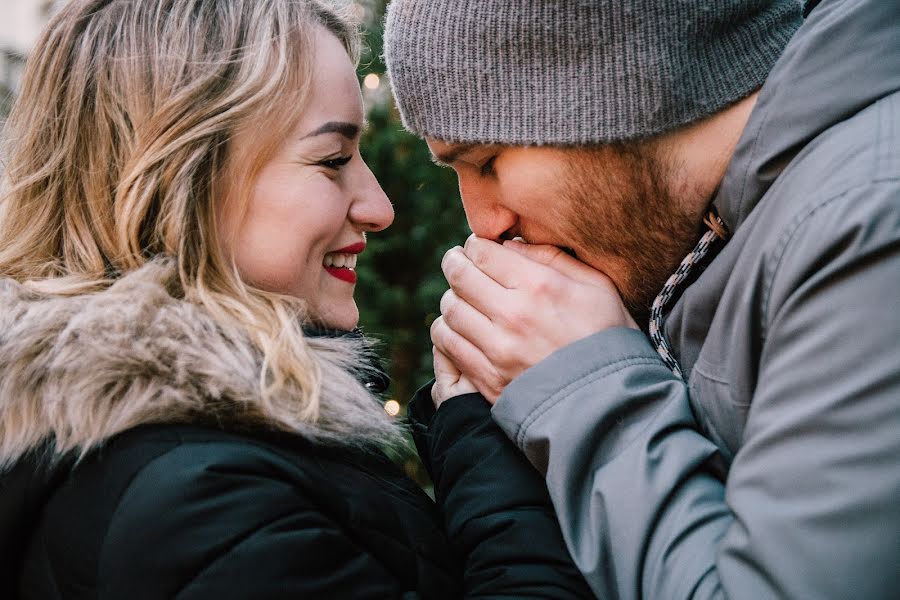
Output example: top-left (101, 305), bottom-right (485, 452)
top-left (320, 156), bottom-right (352, 170)
top-left (479, 156), bottom-right (497, 177)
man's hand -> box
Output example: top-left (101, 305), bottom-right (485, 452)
top-left (431, 235), bottom-right (638, 403)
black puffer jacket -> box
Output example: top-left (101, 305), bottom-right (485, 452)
top-left (9, 411), bottom-right (589, 598)
top-left (0, 262), bottom-right (590, 598)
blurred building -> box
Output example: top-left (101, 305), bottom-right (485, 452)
top-left (0, 0), bottom-right (59, 114)
top-left (0, 1), bottom-right (385, 115)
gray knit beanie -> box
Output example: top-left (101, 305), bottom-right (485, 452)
top-left (384, 0), bottom-right (803, 145)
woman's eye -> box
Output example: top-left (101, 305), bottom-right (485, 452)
top-left (320, 155), bottom-right (352, 170)
top-left (479, 156), bottom-right (497, 177)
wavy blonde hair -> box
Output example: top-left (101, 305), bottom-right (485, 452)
top-left (0, 0), bottom-right (363, 425)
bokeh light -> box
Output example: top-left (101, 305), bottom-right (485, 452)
top-left (363, 73), bottom-right (381, 90)
top-left (384, 399), bottom-right (401, 417)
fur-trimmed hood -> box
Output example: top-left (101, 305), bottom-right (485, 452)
top-left (0, 259), bottom-right (401, 468)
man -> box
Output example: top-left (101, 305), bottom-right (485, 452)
top-left (385, 0), bottom-right (900, 598)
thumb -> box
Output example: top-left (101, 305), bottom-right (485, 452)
top-left (502, 239), bottom-right (612, 286)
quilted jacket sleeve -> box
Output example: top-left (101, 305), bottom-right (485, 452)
top-left (409, 389), bottom-right (593, 599)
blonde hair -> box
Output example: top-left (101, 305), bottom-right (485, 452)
top-left (0, 0), bottom-right (362, 424)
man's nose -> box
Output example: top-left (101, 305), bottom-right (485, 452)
top-left (457, 174), bottom-right (517, 241)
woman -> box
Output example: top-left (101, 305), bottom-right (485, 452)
top-left (0, 1), bottom-right (591, 598)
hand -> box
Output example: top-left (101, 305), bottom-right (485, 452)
top-left (432, 345), bottom-right (478, 408)
top-left (431, 235), bottom-right (638, 403)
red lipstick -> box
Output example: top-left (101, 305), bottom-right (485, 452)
top-left (325, 266), bottom-right (357, 283)
top-left (323, 241), bottom-right (364, 284)
top-left (334, 242), bottom-right (366, 254)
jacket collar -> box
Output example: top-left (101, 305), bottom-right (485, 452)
top-left (714, 0), bottom-right (900, 232)
top-left (0, 259), bottom-right (401, 468)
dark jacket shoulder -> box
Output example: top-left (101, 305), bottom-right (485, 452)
top-left (21, 424), bottom-right (459, 600)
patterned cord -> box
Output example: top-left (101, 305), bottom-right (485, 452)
top-left (649, 212), bottom-right (728, 379)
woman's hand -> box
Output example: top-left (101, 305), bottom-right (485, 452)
top-left (432, 345), bottom-right (478, 408)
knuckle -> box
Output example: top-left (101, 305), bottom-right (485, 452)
top-left (487, 374), bottom-right (504, 400)
top-left (532, 273), bottom-right (560, 297)
top-left (430, 316), bottom-right (446, 342)
top-left (441, 247), bottom-right (463, 280)
top-left (444, 303), bottom-right (467, 332)
top-left (493, 337), bottom-right (518, 365)
top-left (444, 334), bottom-right (466, 363)
top-left (443, 303), bottom-right (461, 327)
top-left (465, 239), bottom-right (487, 266)
top-left (439, 289), bottom-right (456, 316)
top-left (546, 246), bottom-right (570, 265)
top-left (501, 299), bottom-right (529, 329)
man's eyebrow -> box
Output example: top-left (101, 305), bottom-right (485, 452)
top-left (301, 121), bottom-right (364, 141)
top-left (431, 143), bottom-right (477, 167)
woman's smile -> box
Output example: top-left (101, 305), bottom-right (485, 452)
top-left (323, 241), bottom-right (365, 284)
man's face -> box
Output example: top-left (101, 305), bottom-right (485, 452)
top-left (427, 139), bottom-right (706, 324)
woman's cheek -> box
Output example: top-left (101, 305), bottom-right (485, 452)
top-left (231, 206), bottom-right (309, 294)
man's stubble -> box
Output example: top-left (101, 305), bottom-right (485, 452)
top-left (560, 144), bottom-right (707, 326)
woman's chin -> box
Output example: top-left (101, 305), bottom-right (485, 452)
top-left (315, 303), bottom-right (359, 332)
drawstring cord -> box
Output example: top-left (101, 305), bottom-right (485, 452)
top-left (649, 210), bottom-right (728, 379)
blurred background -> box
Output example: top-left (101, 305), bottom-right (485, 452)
top-left (0, 0), bottom-right (470, 484)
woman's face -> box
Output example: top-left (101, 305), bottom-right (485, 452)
top-left (220, 28), bottom-right (393, 330)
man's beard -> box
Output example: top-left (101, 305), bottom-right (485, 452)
top-left (559, 144), bottom-right (706, 326)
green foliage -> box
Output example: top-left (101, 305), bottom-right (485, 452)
top-left (355, 1), bottom-right (469, 408)
top-left (356, 102), bottom-right (468, 402)
top-left (354, 1), bottom-right (470, 484)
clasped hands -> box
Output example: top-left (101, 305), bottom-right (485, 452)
top-left (431, 235), bottom-right (638, 407)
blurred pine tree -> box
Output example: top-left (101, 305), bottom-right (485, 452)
top-left (355, 1), bottom-right (470, 482)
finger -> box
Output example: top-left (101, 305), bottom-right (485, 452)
top-left (502, 239), bottom-right (613, 286)
top-left (431, 346), bottom-right (451, 406)
top-left (461, 235), bottom-right (554, 289)
top-left (442, 245), bottom-right (509, 318)
top-left (430, 315), bottom-right (488, 376)
top-left (432, 346), bottom-right (479, 406)
top-left (440, 289), bottom-right (495, 350)
top-left (432, 343), bottom-right (461, 380)
top-left (431, 316), bottom-right (501, 399)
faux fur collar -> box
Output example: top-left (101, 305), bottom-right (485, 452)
top-left (0, 260), bottom-right (401, 467)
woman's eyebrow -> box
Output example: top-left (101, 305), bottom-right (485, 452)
top-left (301, 121), bottom-right (362, 140)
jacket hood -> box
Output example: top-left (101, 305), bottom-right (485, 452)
top-left (714, 0), bottom-right (900, 231)
top-left (0, 259), bottom-right (401, 470)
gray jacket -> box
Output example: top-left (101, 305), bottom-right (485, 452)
top-left (492, 1), bottom-right (900, 598)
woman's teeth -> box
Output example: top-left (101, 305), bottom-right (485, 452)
top-left (323, 253), bottom-right (358, 269)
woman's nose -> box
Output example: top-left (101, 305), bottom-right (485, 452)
top-left (350, 161), bottom-right (394, 232)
